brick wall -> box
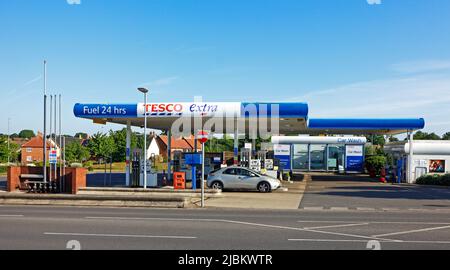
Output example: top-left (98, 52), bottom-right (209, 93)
top-left (7, 166), bottom-right (87, 194)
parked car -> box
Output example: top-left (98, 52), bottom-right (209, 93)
top-left (207, 166), bottom-right (281, 193)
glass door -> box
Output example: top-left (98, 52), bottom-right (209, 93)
top-left (310, 144), bottom-right (327, 171)
top-left (328, 145), bottom-right (345, 171)
top-left (293, 144), bottom-right (309, 170)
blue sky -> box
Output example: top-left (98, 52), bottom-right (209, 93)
top-left (1, 0), bottom-right (450, 136)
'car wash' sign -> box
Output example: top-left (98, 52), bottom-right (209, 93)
top-left (274, 144), bottom-right (291, 171)
top-left (346, 145), bottom-right (364, 172)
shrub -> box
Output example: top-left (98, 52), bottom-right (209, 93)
top-left (416, 174), bottom-right (450, 186)
top-left (365, 155), bottom-right (387, 176)
top-left (0, 166), bottom-right (7, 174)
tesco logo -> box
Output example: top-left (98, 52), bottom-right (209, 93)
top-left (145, 104), bottom-right (183, 113)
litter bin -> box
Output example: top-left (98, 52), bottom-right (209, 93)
top-left (173, 172), bottom-right (186, 190)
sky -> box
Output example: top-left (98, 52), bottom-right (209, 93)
top-left (1, 0), bottom-right (450, 136)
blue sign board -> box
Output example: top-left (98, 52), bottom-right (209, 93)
top-left (185, 154), bottom-right (202, 165)
top-left (275, 155), bottom-right (292, 171)
top-left (345, 145), bottom-right (364, 172)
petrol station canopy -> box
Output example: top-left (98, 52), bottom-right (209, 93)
top-left (73, 102), bottom-right (425, 135)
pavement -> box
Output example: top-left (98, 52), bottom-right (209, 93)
top-left (206, 180), bottom-right (306, 210)
top-left (1, 205), bottom-right (450, 250)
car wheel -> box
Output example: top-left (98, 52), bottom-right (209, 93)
top-left (257, 182), bottom-right (271, 193)
top-left (211, 181), bottom-right (224, 191)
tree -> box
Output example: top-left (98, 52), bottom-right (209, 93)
top-left (0, 136), bottom-right (20, 163)
top-left (65, 141), bottom-right (90, 163)
top-left (442, 132), bottom-right (450, 140)
top-left (366, 135), bottom-right (386, 146)
top-left (74, 133), bottom-right (88, 139)
top-left (18, 130), bottom-right (35, 139)
top-left (87, 132), bottom-right (117, 163)
top-left (414, 131), bottom-right (441, 140)
top-left (388, 136), bottom-right (399, 142)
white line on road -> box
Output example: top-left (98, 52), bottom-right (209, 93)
top-left (303, 223), bottom-right (369, 230)
top-left (298, 220), bottom-right (450, 225)
top-left (288, 239), bottom-right (450, 245)
top-left (85, 216), bottom-right (399, 243)
top-left (44, 232), bottom-right (197, 239)
top-left (373, 225), bottom-right (450, 238)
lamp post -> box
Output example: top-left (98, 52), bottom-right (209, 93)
top-left (43, 61), bottom-right (47, 183)
top-left (138, 87), bottom-right (149, 189)
top-left (7, 117), bottom-right (10, 164)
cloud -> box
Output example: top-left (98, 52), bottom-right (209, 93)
top-left (138, 76), bottom-right (180, 89)
top-left (67, 0), bottom-right (81, 4)
top-left (7, 75), bottom-right (42, 96)
top-left (391, 60), bottom-right (450, 74)
top-left (367, 0), bottom-right (382, 5)
top-left (287, 73), bottom-right (450, 134)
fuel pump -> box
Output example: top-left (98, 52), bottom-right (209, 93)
top-left (240, 148), bottom-right (251, 168)
top-left (131, 149), bottom-right (141, 187)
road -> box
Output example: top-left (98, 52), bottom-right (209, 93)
top-left (1, 205), bottom-right (450, 250)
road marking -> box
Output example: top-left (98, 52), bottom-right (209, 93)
top-left (303, 223), bottom-right (369, 230)
top-left (85, 216), bottom-right (398, 243)
top-left (44, 232), bottom-right (197, 239)
top-left (288, 239), bottom-right (450, 245)
top-left (289, 239), bottom-right (375, 243)
top-left (298, 220), bottom-right (450, 225)
top-left (373, 225), bottom-right (450, 238)
top-left (0, 215), bottom-right (24, 217)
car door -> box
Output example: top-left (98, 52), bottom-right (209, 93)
top-left (236, 168), bottom-right (260, 190)
top-left (220, 168), bottom-right (239, 189)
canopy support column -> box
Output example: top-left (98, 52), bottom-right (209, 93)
top-left (408, 131), bottom-right (415, 184)
top-left (234, 126), bottom-right (239, 165)
top-left (125, 120), bottom-right (131, 187)
top-left (167, 129), bottom-right (172, 182)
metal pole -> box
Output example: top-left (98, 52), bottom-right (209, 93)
top-left (59, 94), bottom-right (62, 192)
top-left (54, 94), bottom-right (57, 181)
top-left (43, 61), bottom-right (47, 183)
top-left (63, 136), bottom-right (66, 192)
top-left (201, 142), bottom-right (205, 208)
top-left (49, 94), bottom-right (53, 182)
top-left (408, 131), bottom-right (415, 184)
top-left (143, 92), bottom-right (148, 189)
top-left (7, 117), bottom-right (10, 164)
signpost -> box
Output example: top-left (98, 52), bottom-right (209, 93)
top-left (49, 149), bottom-right (57, 165)
top-left (197, 130), bottom-right (208, 208)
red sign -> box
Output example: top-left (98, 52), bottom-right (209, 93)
top-left (197, 131), bottom-right (209, 144)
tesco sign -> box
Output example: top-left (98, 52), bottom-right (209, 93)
top-left (145, 104), bottom-right (183, 113)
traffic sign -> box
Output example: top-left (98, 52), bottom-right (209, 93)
top-left (197, 130), bottom-right (209, 144)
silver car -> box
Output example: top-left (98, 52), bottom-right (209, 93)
top-left (207, 166), bottom-right (281, 193)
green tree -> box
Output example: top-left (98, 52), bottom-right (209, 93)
top-left (88, 132), bottom-right (117, 163)
top-left (442, 132), bottom-right (450, 140)
top-left (0, 136), bottom-right (20, 163)
top-left (366, 135), bottom-right (386, 146)
top-left (414, 131), bottom-right (441, 140)
top-left (388, 136), bottom-right (399, 142)
top-left (65, 141), bottom-right (90, 163)
top-left (74, 133), bottom-right (88, 139)
top-left (18, 130), bottom-right (35, 139)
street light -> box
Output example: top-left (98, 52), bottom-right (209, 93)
top-left (138, 87), bottom-right (149, 189)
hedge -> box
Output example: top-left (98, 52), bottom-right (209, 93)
top-left (416, 174), bottom-right (450, 186)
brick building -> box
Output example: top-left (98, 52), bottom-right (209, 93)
top-left (20, 134), bottom-right (59, 165)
